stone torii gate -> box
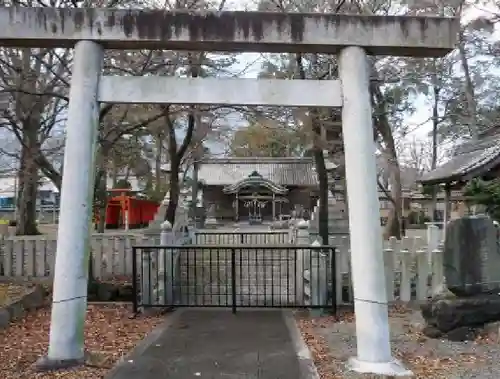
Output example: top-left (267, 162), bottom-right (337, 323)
top-left (0, 8), bottom-right (458, 375)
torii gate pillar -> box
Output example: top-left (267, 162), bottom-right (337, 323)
top-left (339, 46), bottom-right (411, 375)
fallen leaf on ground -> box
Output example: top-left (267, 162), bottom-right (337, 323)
top-left (0, 304), bottom-right (164, 379)
top-left (297, 308), bottom-right (486, 379)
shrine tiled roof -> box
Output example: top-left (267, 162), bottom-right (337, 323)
top-left (198, 157), bottom-right (318, 186)
top-left (419, 130), bottom-right (500, 185)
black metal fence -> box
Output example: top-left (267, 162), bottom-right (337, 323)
top-left (132, 244), bottom-right (336, 313)
top-left (193, 231), bottom-right (291, 245)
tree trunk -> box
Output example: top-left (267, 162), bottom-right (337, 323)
top-left (87, 147), bottom-right (111, 283)
top-left (294, 52), bottom-right (329, 243)
top-left (383, 150), bottom-right (402, 239)
top-left (111, 160), bottom-right (118, 187)
top-left (311, 118), bottom-right (329, 245)
top-left (457, 30), bottom-right (478, 139)
top-left (315, 151), bottom-right (329, 245)
top-left (35, 154), bottom-right (62, 191)
top-left (154, 133), bottom-right (164, 193)
top-left (371, 83), bottom-right (402, 240)
top-left (191, 160), bottom-right (199, 215)
top-left (85, 157), bottom-right (109, 286)
top-left (95, 170), bottom-right (108, 233)
top-left (162, 113), bottom-right (196, 225)
top-left (16, 125), bottom-right (40, 236)
top-left (165, 161), bottom-right (180, 225)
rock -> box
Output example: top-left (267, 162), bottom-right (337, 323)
top-left (445, 326), bottom-right (479, 342)
top-left (0, 308), bottom-right (10, 328)
top-left (421, 293), bottom-right (500, 336)
top-left (7, 301), bottom-right (24, 320)
top-left (430, 280), bottom-right (456, 300)
top-left (96, 283), bottom-right (118, 301)
top-left (117, 284), bottom-right (134, 302)
top-left (88, 282), bottom-right (135, 302)
top-left (422, 325), bottom-right (443, 338)
top-left (482, 320), bottom-right (500, 341)
top-left (0, 285), bottom-right (47, 330)
top-left (21, 286), bottom-right (45, 310)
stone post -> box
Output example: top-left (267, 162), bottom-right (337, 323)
top-left (426, 223), bottom-right (441, 264)
top-left (427, 222), bottom-right (446, 295)
top-left (145, 190), bottom-right (170, 237)
top-left (295, 219), bottom-right (309, 304)
top-left (288, 221), bottom-right (298, 244)
top-left (309, 239), bottom-right (328, 316)
top-left (443, 184), bottom-right (451, 241)
top-left (339, 46), bottom-right (410, 376)
top-left (155, 221), bottom-right (174, 305)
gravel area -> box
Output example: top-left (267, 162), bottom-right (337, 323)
top-left (297, 306), bottom-right (500, 379)
top-left (0, 304), bottom-right (164, 379)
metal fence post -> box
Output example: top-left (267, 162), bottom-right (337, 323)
top-left (131, 246), bottom-right (139, 314)
top-left (309, 240), bottom-right (327, 316)
top-left (140, 249), bottom-right (152, 308)
top-left (231, 248), bottom-right (237, 314)
top-left (295, 220), bottom-right (309, 305)
top-left (331, 246), bottom-right (337, 315)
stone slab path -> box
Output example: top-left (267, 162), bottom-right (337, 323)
top-left (107, 309), bottom-right (311, 379)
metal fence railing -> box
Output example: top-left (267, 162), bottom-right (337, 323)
top-left (132, 244), bottom-right (337, 314)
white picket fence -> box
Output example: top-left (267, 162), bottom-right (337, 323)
top-left (328, 235), bottom-right (444, 304)
top-left (0, 234), bottom-right (154, 280)
top-left (1, 229), bottom-right (444, 305)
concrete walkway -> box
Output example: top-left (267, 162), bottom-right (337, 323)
top-left (107, 309), bottom-right (317, 379)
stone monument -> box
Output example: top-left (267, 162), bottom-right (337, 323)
top-left (444, 215), bottom-right (500, 296)
top-left (422, 216), bottom-right (500, 341)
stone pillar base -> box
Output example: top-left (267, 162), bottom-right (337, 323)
top-left (34, 354), bottom-right (86, 372)
top-left (347, 357), bottom-right (412, 377)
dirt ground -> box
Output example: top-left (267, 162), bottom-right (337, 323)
top-left (298, 306), bottom-right (499, 379)
top-left (0, 304), bottom-right (164, 379)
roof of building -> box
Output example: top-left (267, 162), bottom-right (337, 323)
top-left (198, 157), bottom-right (318, 186)
top-left (222, 171), bottom-right (289, 194)
top-left (105, 175), bottom-right (145, 192)
top-left (419, 129), bottom-right (500, 185)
